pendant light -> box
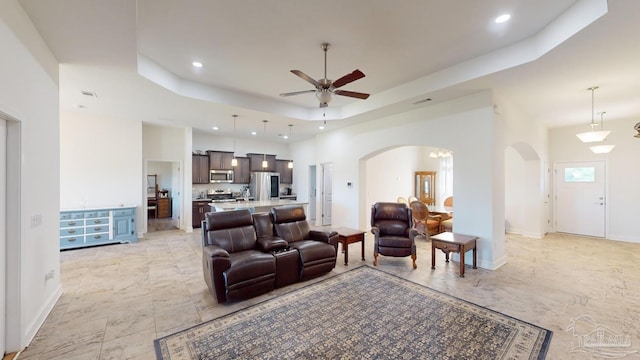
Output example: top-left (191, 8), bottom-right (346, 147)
top-left (589, 112), bottom-right (615, 154)
top-left (576, 87), bottom-right (610, 143)
top-left (262, 120), bottom-right (268, 169)
top-left (231, 115), bottom-right (238, 167)
top-left (287, 124), bottom-right (294, 169)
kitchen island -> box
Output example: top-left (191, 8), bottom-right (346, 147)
top-left (210, 199), bottom-right (308, 214)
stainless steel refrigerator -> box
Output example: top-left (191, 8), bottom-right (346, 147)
top-left (249, 172), bottom-right (280, 201)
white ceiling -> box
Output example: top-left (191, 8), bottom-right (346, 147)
top-left (18, 0), bottom-right (640, 142)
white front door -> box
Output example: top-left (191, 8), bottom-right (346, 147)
top-left (321, 163), bottom-right (333, 226)
top-left (554, 161), bottom-right (606, 237)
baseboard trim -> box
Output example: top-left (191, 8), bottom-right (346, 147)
top-left (23, 285), bottom-right (62, 350)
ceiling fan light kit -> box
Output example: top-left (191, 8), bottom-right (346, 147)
top-left (280, 42), bottom-right (370, 108)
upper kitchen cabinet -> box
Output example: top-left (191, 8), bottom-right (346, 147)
top-left (192, 154), bottom-right (209, 184)
top-left (276, 160), bottom-right (293, 184)
top-left (232, 157), bottom-right (250, 184)
top-left (208, 151), bottom-right (235, 170)
top-left (247, 153), bottom-right (276, 172)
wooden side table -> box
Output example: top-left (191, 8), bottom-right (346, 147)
top-left (430, 232), bottom-right (477, 277)
top-left (332, 227), bottom-right (365, 266)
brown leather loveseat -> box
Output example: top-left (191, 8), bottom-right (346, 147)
top-left (202, 205), bottom-right (338, 303)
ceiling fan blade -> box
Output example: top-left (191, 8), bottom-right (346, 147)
top-left (279, 90), bottom-right (316, 97)
top-left (334, 90), bottom-right (370, 99)
top-left (291, 70), bottom-right (320, 88)
top-left (332, 69), bottom-right (365, 89)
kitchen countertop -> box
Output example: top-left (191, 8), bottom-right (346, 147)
top-left (210, 199), bottom-right (308, 211)
top-left (193, 197), bottom-right (255, 202)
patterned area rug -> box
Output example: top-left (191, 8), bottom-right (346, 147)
top-left (155, 266), bottom-right (552, 359)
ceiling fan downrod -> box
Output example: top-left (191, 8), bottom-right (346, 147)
top-left (322, 43), bottom-right (330, 82)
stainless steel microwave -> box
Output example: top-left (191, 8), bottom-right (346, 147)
top-left (210, 170), bottom-right (234, 183)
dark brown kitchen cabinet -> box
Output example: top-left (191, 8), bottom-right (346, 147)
top-left (233, 157), bottom-right (250, 184)
top-left (247, 153), bottom-right (276, 172)
top-left (192, 155), bottom-right (209, 184)
top-left (192, 200), bottom-right (210, 228)
top-left (276, 160), bottom-right (293, 184)
top-left (208, 151), bottom-right (235, 170)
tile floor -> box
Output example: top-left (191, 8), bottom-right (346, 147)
top-left (16, 229), bottom-right (640, 359)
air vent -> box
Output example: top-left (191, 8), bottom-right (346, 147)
top-left (81, 90), bottom-right (97, 97)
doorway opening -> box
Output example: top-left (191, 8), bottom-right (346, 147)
top-left (145, 160), bottom-right (182, 233)
top-left (308, 165), bottom-right (317, 222)
top-left (321, 163), bottom-right (333, 226)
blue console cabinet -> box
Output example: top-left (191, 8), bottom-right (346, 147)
top-left (60, 206), bottom-right (137, 250)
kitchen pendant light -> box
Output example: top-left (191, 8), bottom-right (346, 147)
top-left (231, 115), bottom-right (238, 167)
top-left (287, 124), bottom-right (293, 169)
top-left (589, 112), bottom-right (615, 154)
top-left (262, 120), bottom-right (268, 169)
top-left (576, 87), bottom-right (610, 143)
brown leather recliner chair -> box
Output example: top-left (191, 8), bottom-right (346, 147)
top-left (202, 209), bottom-right (288, 303)
top-left (271, 205), bottom-right (339, 280)
top-left (371, 202), bottom-right (418, 269)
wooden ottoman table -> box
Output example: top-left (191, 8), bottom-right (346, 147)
top-left (430, 232), bottom-right (478, 277)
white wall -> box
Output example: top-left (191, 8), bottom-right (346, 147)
top-left (148, 162), bottom-right (173, 191)
top-left (0, 0), bottom-right (61, 351)
top-left (496, 92), bottom-right (548, 238)
top-left (304, 91), bottom-right (506, 270)
top-left (364, 146), bottom-right (421, 227)
top-left (549, 117), bottom-right (640, 242)
top-left (60, 111), bottom-right (143, 233)
top-left (366, 146), bottom-right (421, 203)
top-left (289, 137), bottom-right (316, 203)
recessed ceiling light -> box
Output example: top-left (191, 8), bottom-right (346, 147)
top-left (495, 14), bottom-right (511, 23)
top-left (318, 125), bottom-right (325, 130)
top-left (251, 131), bottom-right (257, 135)
top-left (212, 126), bottom-right (219, 130)
top-left (192, 61), bottom-right (203, 68)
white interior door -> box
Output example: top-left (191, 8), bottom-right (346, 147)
top-left (321, 163), bottom-right (333, 225)
top-left (554, 161), bottom-right (606, 237)
top-left (308, 165), bottom-right (317, 221)
top-left (1, 118), bottom-right (6, 355)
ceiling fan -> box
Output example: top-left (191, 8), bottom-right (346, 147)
top-left (280, 43), bottom-right (370, 108)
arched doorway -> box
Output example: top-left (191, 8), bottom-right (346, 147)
top-left (504, 142), bottom-right (547, 238)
